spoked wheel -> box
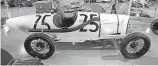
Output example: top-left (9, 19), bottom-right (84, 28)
top-left (24, 33), bottom-right (55, 60)
top-left (150, 19), bottom-right (158, 35)
top-left (120, 32), bottom-right (151, 59)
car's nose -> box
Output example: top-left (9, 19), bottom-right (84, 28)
top-left (5, 18), bottom-right (19, 28)
top-left (3, 18), bottom-right (20, 36)
top-left (4, 16), bottom-right (33, 35)
top-left (6, 15), bottom-right (33, 29)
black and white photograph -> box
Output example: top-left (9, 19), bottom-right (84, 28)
top-left (1, 0), bottom-right (158, 65)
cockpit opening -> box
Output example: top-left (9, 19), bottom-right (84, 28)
top-left (53, 11), bottom-right (78, 28)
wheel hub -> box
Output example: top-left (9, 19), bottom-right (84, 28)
top-left (30, 39), bottom-right (50, 54)
top-left (126, 39), bottom-right (144, 53)
top-left (130, 42), bottom-right (138, 48)
top-left (36, 42), bottom-right (45, 49)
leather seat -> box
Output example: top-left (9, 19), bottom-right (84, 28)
top-left (53, 14), bottom-right (63, 28)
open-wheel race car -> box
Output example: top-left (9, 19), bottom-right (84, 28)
top-left (3, 0), bottom-right (151, 60)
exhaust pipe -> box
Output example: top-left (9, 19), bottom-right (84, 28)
top-left (150, 19), bottom-right (158, 35)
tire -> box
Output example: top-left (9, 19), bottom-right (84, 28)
top-left (120, 32), bottom-right (151, 59)
top-left (1, 48), bottom-right (14, 65)
top-left (24, 33), bottom-right (55, 60)
top-left (150, 19), bottom-right (158, 35)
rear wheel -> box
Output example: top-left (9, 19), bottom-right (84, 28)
top-left (120, 32), bottom-right (151, 59)
top-left (24, 33), bottom-right (55, 60)
top-left (150, 19), bottom-right (158, 35)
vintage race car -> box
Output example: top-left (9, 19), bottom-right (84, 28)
top-left (3, 0), bottom-right (151, 60)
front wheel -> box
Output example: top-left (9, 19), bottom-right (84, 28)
top-left (24, 33), bottom-right (55, 60)
top-left (120, 32), bottom-right (151, 59)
